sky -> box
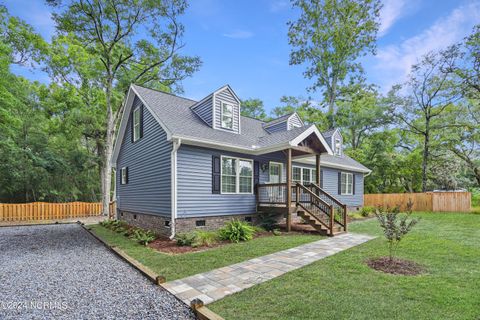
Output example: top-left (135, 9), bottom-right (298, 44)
top-left (4, 0), bottom-right (480, 113)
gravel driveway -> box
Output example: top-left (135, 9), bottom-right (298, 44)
top-left (0, 224), bottom-right (195, 320)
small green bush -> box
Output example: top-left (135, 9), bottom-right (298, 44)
top-left (192, 231), bottom-right (219, 247)
top-left (272, 229), bottom-right (282, 236)
top-left (252, 226), bottom-right (266, 234)
top-left (219, 219), bottom-right (255, 243)
top-left (359, 206), bottom-right (376, 217)
top-left (176, 232), bottom-right (197, 246)
top-left (129, 228), bottom-right (156, 246)
top-left (257, 212), bottom-right (279, 231)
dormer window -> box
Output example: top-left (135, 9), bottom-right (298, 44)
top-left (334, 138), bottom-right (342, 156)
top-left (221, 102), bottom-right (233, 129)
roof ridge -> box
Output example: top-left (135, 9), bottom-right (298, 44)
top-left (132, 84), bottom-right (198, 103)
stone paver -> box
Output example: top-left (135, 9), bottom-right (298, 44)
top-left (162, 233), bottom-right (375, 305)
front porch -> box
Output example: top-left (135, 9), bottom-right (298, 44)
top-left (255, 144), bottom-right (348, 236)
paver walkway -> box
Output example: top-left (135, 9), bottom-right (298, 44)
top-left (162, 233), bottom-right (375, 305)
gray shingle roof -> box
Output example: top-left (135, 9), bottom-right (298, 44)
top-left (132, 85), bottom-right (369, 172)
top-left (263, 113), bottom-right (293, 127)
top-left (322, 128), bottom-right (337, 139)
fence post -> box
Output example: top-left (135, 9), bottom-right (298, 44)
top-left (329, 205), bottom-right (334, 236)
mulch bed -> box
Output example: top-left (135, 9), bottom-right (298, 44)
top-left (366, 257), bottom-right (425, 275)
top-left (147, 229), bottom-right (313, 255)
top-left (148, 238), bottom-right (229, 254)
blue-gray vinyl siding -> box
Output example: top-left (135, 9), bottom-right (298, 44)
top-left (264, 121), bottom-right (288, 133)
top-left (116, 96), bottom-right (171, 216)
top-left (176, 145), bottom-right (364, 218)
top-left (321, 167), bottom-right (363, 206)
top-left (214, 87), bottom-right (240, 133)
top-left (191, 95), bottom-right (213, 126)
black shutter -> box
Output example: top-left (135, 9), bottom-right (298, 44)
top-left (320, 169), bottom-right (324, 188)
top-left (338, 172), bottom-right (341, 195)
top-left (125, 167), bottom-right (129, 184)
top-left (353, 174), bottom-right (356, 195)
top-left (119, 169), bottom-right (123, 185)
top-left (139, 104), bottom-right (144, 139)
top-left (212, 155), bottom-right (221, 194)
top-left (254, 161), bottom-right (260, 186)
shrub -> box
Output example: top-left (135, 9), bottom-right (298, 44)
top-left (192, 231), bottom-right (219, 247)
top-left (257, 212), bottom-right (279, 231)
top-left (374, 200), bottom-right (419, 261)
top-left (176, 232), bottom-right (197, 247)
top-left (219, 219), bottom-right (255, 243)
top-left (359, 206), bottom-right (375, 217)
top-left (252, 226), bottom-right (266, 234)
top-left (129, 228), bottom-right (156, 246)
top-left (272, 229), bottom-right (282, 236)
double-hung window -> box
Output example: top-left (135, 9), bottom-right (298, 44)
top-left (221, 156), bottom-right (253, 194)
top-left (221, 102), bottom-right (234, 129)
top-left (293, 166), bottom-right (316, 185)
top-left (292, 167), bottom-right (302, 184)
top-left (133, 107), bottom-right (141, 142)
top-left (341, 172), bottom-right (353, 195)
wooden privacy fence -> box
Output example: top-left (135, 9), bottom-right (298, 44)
top-left (364, 192), bottom-right (471, 212)
top-left (0, 201), bottom-right (112, 222)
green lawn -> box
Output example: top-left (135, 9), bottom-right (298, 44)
top-left (209, 213), bottom-right (480, 320)
top-left (89, 224), bottom-right (322, 281)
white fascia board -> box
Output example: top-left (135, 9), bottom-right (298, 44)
top-left (289, 125), bottom-right (334, 155)
top-left (110, 85), bottom-right (173, 167)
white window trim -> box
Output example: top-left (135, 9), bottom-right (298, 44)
top-left (341, 172), bottom-right (353, 195)
top-left (268, 161), bottom-right (283, 183)
top-left (292, 165), bottom-right (316, 185)
top-left (220, 102), bottom-right (234, 130)
top-left (121, 167), bottom-right (127, 185)
top-left (133, 106), bottom-right (141, 142)
top-left (220, 156), bottom-right (254, 194)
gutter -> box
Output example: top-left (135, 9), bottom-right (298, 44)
top-left (170, 138), bottom-right (182, 239)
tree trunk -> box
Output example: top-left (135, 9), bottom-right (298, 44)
top-left (101, 81), bottom-right (115, 217)
top-left (474, 167), bottom-right (480, 186)
top-left (421, 123), bottom-right (430, 192)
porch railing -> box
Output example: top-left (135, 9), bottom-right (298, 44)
top-left (256, 183), bottom-right (288, 205)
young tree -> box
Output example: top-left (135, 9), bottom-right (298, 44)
top-left (240, 98), bottom-right (268, 120)
top-left (47, 0), bottom-right (201, 215)
top-left (390, 47), bottom-right (462, 192)
top-left (288, 0), bottom-right (381, 126)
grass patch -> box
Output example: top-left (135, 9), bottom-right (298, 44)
top-left (89, 224), bottom-right (321, 281)
top-left (209, 212), bottom-right (480, 320)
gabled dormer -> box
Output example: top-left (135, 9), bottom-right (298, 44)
top-left (323, 128), bottom-right (343, 157)
top-left (263, 113), bottom-right (304, 133)
top-left (191, 85), bottom-right (241, 134)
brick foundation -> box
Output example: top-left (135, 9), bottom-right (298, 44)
top-left (118, 210), bottom-right (172, 237)
top-left (118, 209), bottom-right (262, 236)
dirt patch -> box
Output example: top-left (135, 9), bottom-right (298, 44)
top-left (366, 257), bottom-right (425, 275)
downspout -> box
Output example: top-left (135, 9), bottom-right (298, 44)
top-left (170, 138), bottom-right (181, 239)
top-left (112, 168), bottom-right (117, 219)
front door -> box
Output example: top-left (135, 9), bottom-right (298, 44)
top-left (269, 162), bottom-right (282, 183)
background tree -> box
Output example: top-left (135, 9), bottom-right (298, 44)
top-left (336, 82), bottom-right (389, 149)
top-left (47, 0), bottom-right (201, 215)
top-left (288, 0), bottom-right (381, 127)
top-left (272, 95), bottom-right (329, 130)
top-left (389, 47), bottom-right (462, 192)
top-left (240, 98), bottom-right (268, 120)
